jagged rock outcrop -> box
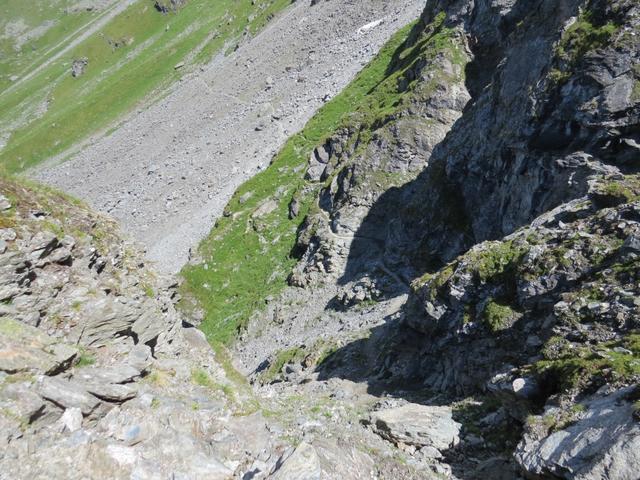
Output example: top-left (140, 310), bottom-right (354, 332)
top-left (0, 177), bottom-right (178, 351)
top-left (0, 177), bottom-right (287, 479)
top-left (252, 0), bottom-right (639, 478)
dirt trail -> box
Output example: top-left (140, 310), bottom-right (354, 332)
top-left (33, 0), bottom-right (424, 273)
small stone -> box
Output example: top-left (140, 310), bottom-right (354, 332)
top-left (0, 194), bottom-right (11, 211)
top-left (71, 57), bottom-right (88, 77)
top-left (60, 407), bottom-right (83, 432)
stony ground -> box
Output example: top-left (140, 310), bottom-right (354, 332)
top-left (33, 0), bottom-right (424, 274)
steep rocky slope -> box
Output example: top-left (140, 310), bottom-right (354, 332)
top-left (2, 0), bottom-right (639, 478)
top-left (181, 0), bottom-right (639, 478)
top-left (33, 0), bottom-right (425, 273)
top-left (1, 176), bottom-right (441, 479)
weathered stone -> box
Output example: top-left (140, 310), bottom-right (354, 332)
top-left (84, 382), bottom-right (137, 403)
top-left (1, 382), bottom-right (45, 424)
top-left (271, 442), bottom-right (321, 480)
top-left (181, 327), bottom-right (211, 351)
top-left (126, 344), bottom-right (152, 372)
top-left (37, 376), bottom-right (100, 415)
top-left (60, 407), bottom-right (83, 432)
top-left (0, 195), bottom-right (10, 211)
top-left (368, 403), bottom-right (461, 451)
top-left (516, 388), bottom-right (640, 480)
top-left (0, 318), bottom-right (77, 374)
top-left (74, 365), bottom-right (141, 385)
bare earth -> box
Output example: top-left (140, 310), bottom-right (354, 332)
top-left (33, 0), bottom-right (424, 273)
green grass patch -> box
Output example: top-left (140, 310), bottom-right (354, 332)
top-left (469, 240), bottom-right (528, 284)
top-left (532, 333), bottom-right (640, 392)
top-left (191, 367), bottom-right (215, 388)
top-left (482, 298), bottom-right (517, 333)
top-left (550, 9), bottom-right (620, 86)
top-left (75, 349), bottom-right (96, 367)
top-left (0, 0), bottom-right (291, 172)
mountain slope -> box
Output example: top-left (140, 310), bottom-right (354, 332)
top-left (0, 0), bottom-right (290, 172)
top-left (32, 0), bottom-right (425, 273)
top-left (183, 0), bottom-right (639, 478)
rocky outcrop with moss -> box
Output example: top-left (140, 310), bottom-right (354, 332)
top-left (3, 0), bottom-right (639, 478)
top-left (214, 0), bottom-right (640, 479)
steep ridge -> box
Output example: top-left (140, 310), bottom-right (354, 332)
top-left (33, 0), bottom-right (425, 273)
top-left (0, 176), bottom-right (437, 479)
top-left (185, 0), bottom-right (639, 478)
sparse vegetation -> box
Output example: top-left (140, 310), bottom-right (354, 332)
top-left (550, 9), bottom-right (620, 86)
top-left (532, 333), bottom-right (640, 392)
top-left (75, 349), bottom-right (96, 367)
top-left (469, 240), bottom-right (528, 284)
top-left (261, 346), bottom-right (306, 383)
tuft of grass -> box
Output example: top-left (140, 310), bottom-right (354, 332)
top-left (532, 333), bottom-right (640, 392)
top-left (191, 367), bottom-right (215, 388)
top-left (550, 9), bottom-right (619, 86)
top-left (557, 11), bottom-right (619, 62)
top-left (482, 299), bottom-right (516, 333)
top-left (469, 240), bottom-right (528, 284)
top-left (75, 350), bottom-right (96, 368)
top-left (145, 369), bottom-right (172, 387)
top-left (600, 180), bottom-right (640, 204)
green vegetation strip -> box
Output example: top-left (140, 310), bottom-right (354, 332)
top-left (181, 13), bottom-right (467, 344)
top-left (0, 0), bottom-right (290, 172)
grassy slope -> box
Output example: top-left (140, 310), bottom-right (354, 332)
top-left (180, 14), bottom-right (465, 344)
top-left (0, 0), bottom-right (99, 91)
top-left (0, 0), bottom-right (290, 172)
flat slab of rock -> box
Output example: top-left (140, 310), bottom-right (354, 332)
top-left (37, 376), bottom-right (100, 415)
top-left (1, 382), bottom-right (46, 424)
top-left (516, 387), bottom-right (640, 480)
top-left (0, 317), bottom-right (77, 375)
top-left (74, 365), bottom-right (141, 385)
top-left (368, 403), bottom-right (461, 451)
top-left (84, 382), bottom-right (137, 402)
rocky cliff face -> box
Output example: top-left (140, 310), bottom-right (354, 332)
top-left (234, 0), bottom-right (640, 478)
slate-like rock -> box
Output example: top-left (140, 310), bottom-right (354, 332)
top-left (368, 403), bottom-right (461, 451)
top-left (0, 317), bottom-right (77, 375)
top-left (74, 365), bottom-right (141, 385)
top-left (37, 376), bottom-right (100, 415)
top-left (271, 442), bottom-right (321, 480)
top-left (516, 387), bottom-right (640, 480)
top-left (84, 382), bottom-right (137, 403)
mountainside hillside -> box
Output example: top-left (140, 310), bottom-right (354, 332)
top-left (182, 0), bottom-right (640, 477)
top-left (1, 0), bottom-right (639, 479)
top-left (0, 0), bottom-right (290, 172)
top-left (31, 0), bottom-right (425, 273)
